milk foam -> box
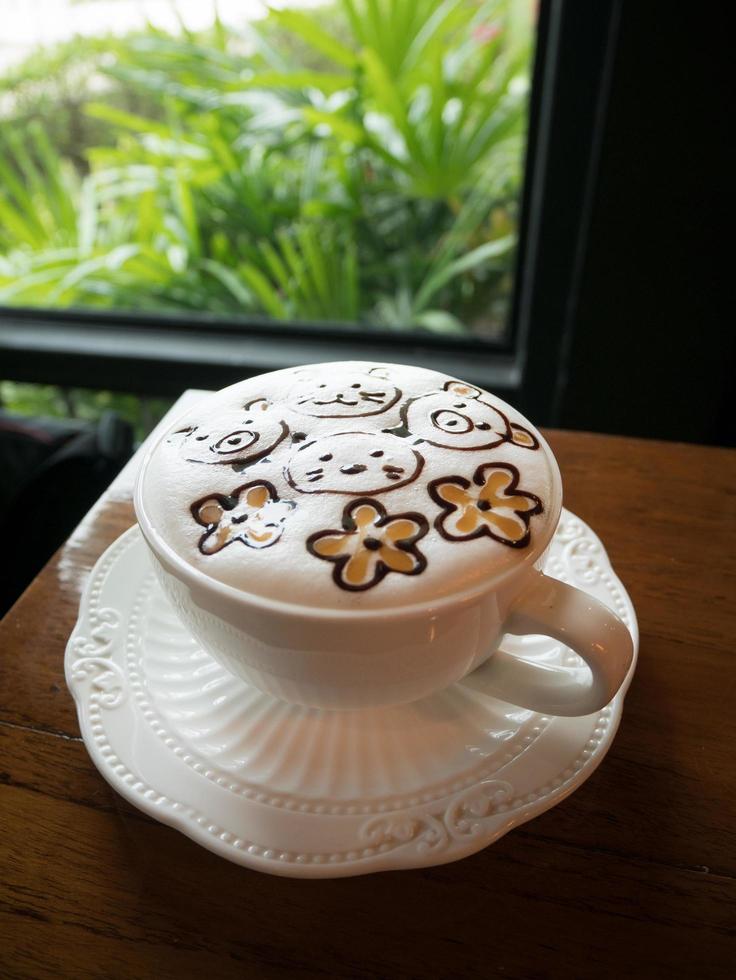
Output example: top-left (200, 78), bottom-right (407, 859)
top-left (140, 362), bottom-right (560, 609)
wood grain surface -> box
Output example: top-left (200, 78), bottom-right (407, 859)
top-left (1, 429), bottom-right (734, 980)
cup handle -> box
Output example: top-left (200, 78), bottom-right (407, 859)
top-left (460, 571), bottom-right (634, 716)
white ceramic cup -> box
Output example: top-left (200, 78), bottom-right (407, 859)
top-left (135, 430), bottom-right (633, 715)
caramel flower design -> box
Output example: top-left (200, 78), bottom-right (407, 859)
top-left (191, 481), bottom-right (295, 554)
top-left (429, 463), bottom-right (543, 548)
top-left (307, 498), bottom-right (429, 591)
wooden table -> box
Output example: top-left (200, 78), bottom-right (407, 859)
top-left (1, 415), bottom-right (734, 979)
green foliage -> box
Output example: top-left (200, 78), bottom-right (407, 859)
top-left (0, 0), bottom-right (535, 337)
top-left (0, 32), bottom-right (167, 171)
top-left (0, 381), bottom-right (173, 442)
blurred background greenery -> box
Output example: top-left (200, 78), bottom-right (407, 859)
top-left (0, 0), bottom-right (536, 435)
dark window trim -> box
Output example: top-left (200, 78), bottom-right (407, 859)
top-left (0, 0), bottom-right (618, 423)
top-left (0, 306), bottom-right (520, 397)
top-left (517, 0), bottom-right (621, 424)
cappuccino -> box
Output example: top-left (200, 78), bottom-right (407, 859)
top-left (140, 362), bottom-right (559, 609)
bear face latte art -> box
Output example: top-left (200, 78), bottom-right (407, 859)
top-left (140, 363), bottom-right (559, 609)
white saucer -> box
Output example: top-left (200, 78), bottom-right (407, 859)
top-left (65, 509), bottom-right (638, 878)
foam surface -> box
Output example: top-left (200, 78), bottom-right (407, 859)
top-left (140, 362), bottom-right (560, 609)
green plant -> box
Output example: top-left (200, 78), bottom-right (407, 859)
top-left (0, 32), bottom-right (167, 170)
top-left (0, 0), bottom-right (535, 337)
top-left (0, 381), bottom-right (173, 442)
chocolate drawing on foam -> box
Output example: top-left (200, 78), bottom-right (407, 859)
top-left (307, 498), bottom-right (429, 591)
top-left (191, 481), bottom-right (295, 554)
top-left (429, 463), bottom-right (543, 549)
top-left (168, 398), bottom-right (289, 467)
top-left (396, 381), bottom-right (539, 452)
top-left (285, 432), bottom-right (424, 495)
top-left (287, 366), bottom-right (401, 418)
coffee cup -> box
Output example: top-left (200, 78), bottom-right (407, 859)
top-left (134, 362), bottom-right (633, 714)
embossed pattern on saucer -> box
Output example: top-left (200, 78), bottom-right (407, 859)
top-left (65, 510), bottom-right (638, 878)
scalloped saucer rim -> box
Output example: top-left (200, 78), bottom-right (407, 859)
top-left (65, 509), bottom-right (638, 878)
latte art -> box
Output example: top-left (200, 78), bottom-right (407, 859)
top-left (169, 398), bottom-right (288, 467)
top-left (286, 432), bottom-right (424, 494)
top-left (400, 381), bottom-right (538, 451)
top-left (287, 366), bottom-right (400, 417)
top-left (142, 362), bottom-right (559, 609)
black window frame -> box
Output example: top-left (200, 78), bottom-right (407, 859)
top-left (0, 0), bottom-right (619, 423)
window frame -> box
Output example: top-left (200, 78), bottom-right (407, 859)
top-left (0, 0), bottom-right (618, 422)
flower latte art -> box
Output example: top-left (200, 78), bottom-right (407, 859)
top-left (429, 464), bottom-right (543, 548)
top-left (142, 363), bottom-right (559, 609)
top-left (191, 481), bottom-right (294, 553)
top-left (307, 499), bottom-right (429, 591)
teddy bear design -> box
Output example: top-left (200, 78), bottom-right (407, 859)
top-left (286, 367), bottom-right (401, 418)
top-left (286, 432), bottom-right (424, 495)
top-left (167, 398), bottom-right (289, 467)
top-left (191, 481), bottom-right (295, 554)
top-left (397, 381), bottom-right (538, 452)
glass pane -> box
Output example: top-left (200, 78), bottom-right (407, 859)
top-left (0, 0), bottom-right (537, 341)
top-left (0, 380), bottom-right (173, 440)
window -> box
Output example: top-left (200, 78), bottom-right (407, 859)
top-left (0, 1), bottom-right (618, 427)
